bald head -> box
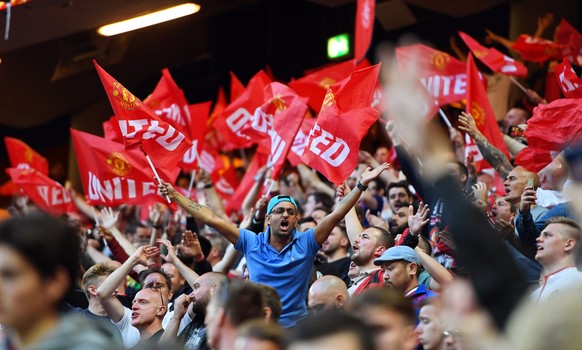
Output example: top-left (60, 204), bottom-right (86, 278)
top-left (308, 275), bottom-right (349, 313)
top-left (539, 155), bottom-right (569, 191)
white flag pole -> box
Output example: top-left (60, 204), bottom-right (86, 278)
top-left (143, 152), bottom-right (171, 204)
top-left (509, 76), bottom-right (528, 94)
top-left (438, 108), bottom-right (453, 129)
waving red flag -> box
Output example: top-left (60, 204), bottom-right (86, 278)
top-left (459, 31), bottom-right (527, 77)
top-left (395, 44), bottom-right (468, 106)
top-left (0, 180), bottom-right (19, 196)
top-left (213, 70), bottom-right (272, 149)
top-left (555, 19), bottom-right (582, 65)
top-left (302, 64), bottom-right (381, 184)
top-left (241, 83), bottom-right (308, 179)
top-left (511, 35), bottom-right (565, 63)
top-left (554, 59), bottom-right (582, 99)
top-left (289, 60), bottom-right (358, 112)
top-left (93, 61), bottom-right (191, 173)
top-left (230, 72), bottom-right (246, 101)
top-left (288, 117), bottom-right (316, 166)
top-left (225, 152), bottom-right (269, 215)
top-left (71, 129), bottom-right (179, 206)
top-left (4, 137), bottom-right (49, 175)
top-left (515, 99), bottom-right (582, 172)
top-left (7, 168), bottom-right (75, 215)
top-left (102, 116), bottom-right (124, 143)
top-left (465, 53), bottom-right (510, 173)
top-left (180, 101), bottom-right (212, 170)
top-left (355, 0), bottom-right (375, 62)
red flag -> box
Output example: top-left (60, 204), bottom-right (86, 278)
top-left (458, 31), bottom-right (527, 77)
top-left (511, 35), bottom-right (565, 63)
top-left (355, 0), bottom-right (375, 62)
top-left (554, 59), bottom-right (582, 99)
top-left (288, 117), bottom-right (316, 166)
top-left (302, 64), bottom-right (381, 184)
top-left (465, 53), bottom-right (510, 173)
top-left (555, 19), bottom-right (582, 66)
top-left (102, 116), bottom-right (124, 143)
top-left (289, 60), bottom-right (358, 112)
top-left (93, 61), bottom-right (191, 173)
top-left (0, 180), bottom-right (19, 196)
top-left (180, 101), bottom-right (212, 170)
top-left (225, 152), bottom-right (269, 215)
top-left (395, 44), bottom-right (468, 106)
top-left (230, 72), bottom-right (246, 101)
top-left (4, 137), bottom-right (49, 175)
top-left (213, 70), bottom-right (272, 149)
top-left (241, 83), bottom-right (308, 179)
top-left (211, 163), bottom-right (240, 201)
top-left (71, 129), bottom-right (179, 206)
top-left (7, 168), bottom-right (75, 215)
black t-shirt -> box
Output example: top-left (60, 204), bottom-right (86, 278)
top-left (316, 256), bottom-right (351, 285)
top-left (179, 314), bottom-right (210, 350)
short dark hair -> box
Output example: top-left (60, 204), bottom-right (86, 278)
top-left (387, 181), bottom-right (412, 198)
top-left (289, 310), bottom-right (375, 350)
top-left (348, 288), bottom-right (415, 326)
top-left (0, 215), bottom-right (80, 303)
top-left (257, 284), bottom-right (282, 321)
top-left (453, 161), bottom-right (469, 185)
top-left (237, 319), bottom-right (285, 348)
top-left (139, 266), bottom-right (172, 292)
top-left (298, 217), bottom-right (317, 226)
top-left (215, 280), bottom-right (264, 327)
top-left (368, 226), bottom-right (395, 249)
top-left (308, 192), bottom-right (334, 210)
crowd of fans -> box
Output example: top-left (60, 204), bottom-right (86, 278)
top-left (1, 9), bottom-right (582, 350)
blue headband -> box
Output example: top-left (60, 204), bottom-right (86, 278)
top-left (266, 195), bottom-right (298, 214)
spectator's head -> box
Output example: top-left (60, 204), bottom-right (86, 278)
top-left (491, 197), bottom-right (516, 222)
top-left (503, 166), bottom-right (538, 203)
top-left (206, 280), bottom-right (264, 350)
top-left (234, 319), bottom-right (285, 350)
top-left (287, 310), bottom-right (375, 350)
top-left (308, 275), bottom-right (349, 313)
top-left (391, 206), bottom-right (410, 235)
top-left (348, 288), bottom-right (416, 350)
top-left (139, 267), bottom-right (173, 305)
top-left (446, 161), bottom-right (469, 188)
top-left (304, 192), bottom-right (333, 218)
top-left (161, 262), bottom-right (185, 295)
top-left (266, 195), bottom-right (299, 238)
top-left (503, 108), bottom-right (530, 134)
top-left (351, 226), bottom-right (394, 268)
top-left (368, 178), bottom-right (386, 197)
top-left (415, 298), bottom-right (444, 350)
top-left (375, 146), bottom-right (391, 164)
top-left (387, 181), bottom-right (413, 212)
top-left (538, 154), bottom-right (569, 191)
top-left (375, 246), bottom-right (420, 293)
top-left (321, 225), bottom-right (350, 256)
top-left (258, 284), bottom-right (282, 323)
top-left (192, 272), bottom-right (227, 317)
top-left (298, 217), bottom-right (317, 232)
top-left (348, 261), bottom-right (360, 279)
top-left (130, 287), bottom-right (167, 330)
top-left (207, 234), bottom-right (229, 266)
top-left (82, 262), bottom-right (116, 301)
top-left (0, 216), bottom-right (80, 336)
top-left (536, 217), bottom-right (581, 268)
top-left (311, 206), bottom-right (330, 225)
top-left (125, 221), bottom-right (151, 247)
top-left (476, 171), bottom-right (494, 192)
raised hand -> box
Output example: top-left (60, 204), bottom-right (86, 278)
top-left (458, 112), bottom-right (483, 140)
top-left (149, 203), bottom-right (164, 228)
top-left (99, 207), bottom-right (119, 230)
top-left (173, 293), bottom-right (193, 319)
top-left (471, 182), bottom-right (488, 203)
top-left (335, 181), bottom-right (351, 200)
top-left (96, 226), bottom-right (114, 242)
top-left (366, 209), bottom-right (388, 230)
top-left (360, 163), bottom-right (390, 186)
top-left (157, 238), bottom-right (178, 264)
top-left (131, 245), bottom-right (160, 267)
top-left (176, 230), bottom-right (203, 260)
top-left (408, 202), bottom-right (430, 236)
top-left (519, 185), bottom-right (537, 213)
top-left (158, 181), bottom-right (177, 198)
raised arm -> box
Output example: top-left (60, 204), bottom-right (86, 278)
top-left (314, 163), bottom-right (390, 245)
top-left (158, 237), bottom-right (200, 289)
top-left (100, 207), bottom-right (137, 256)
top-left (458, 112), bottom-right (514, 179)
top-left (96, 245), bottom-right (159, 322)
top-left (159, 181), bottom-right (240, 245)
top-left (337, 182), bottom-right (364, 244)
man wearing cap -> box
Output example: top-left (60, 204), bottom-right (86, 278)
top-left (159, 162), bottom-right (390, 327)
top-left (375, 245), bottom-right (437, 321)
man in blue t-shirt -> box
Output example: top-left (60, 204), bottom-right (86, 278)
top-left (159, 163), bottom-right (390, 327)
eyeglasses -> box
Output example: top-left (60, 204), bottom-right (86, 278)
top-left (270, 207), bottom-right (297, 216)
top-left (146, 286), bottom-right (165, 307)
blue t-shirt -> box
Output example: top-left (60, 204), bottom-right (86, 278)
top-left (235, 226), bottom-right (320, 327)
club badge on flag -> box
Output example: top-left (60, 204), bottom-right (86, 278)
top-left (4, 137), bottom-right (49, 175)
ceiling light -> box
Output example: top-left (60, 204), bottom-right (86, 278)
top-left (97, 3), bottom-right (200, 37)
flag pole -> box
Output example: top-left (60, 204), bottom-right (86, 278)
top-left (266, 178), bottom-right (276, 194)
top-left (187, 169), bottom-right (196, 198)
top-left (140, 146), bottom-right (171, 203)
top-left (509, 76), bottom-right (528, 94)
top-left (438, 108), bottom-right (453, 128)
top-left (91, 207), bottom-right (99, 226)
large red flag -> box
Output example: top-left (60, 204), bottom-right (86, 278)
top-left (458, 31), bottom-right (527, 77)
top-left (288, 117), bottom-right (316, 167)
top-left (102, 116), bottom-right (124, 143)
top-left (225, 152), bottom-right (269, 215)
top-left (515, 99), bottom-right (582, 172)
top-left (180, 101), bottom-right (212, 170)
top-left (465, 53), bottom-right (510, 173)
top-left (355, 0), bottom-right (375, 62)
top-left (93, 62), bottom-right (191, 173)
top-left (302, 64), bottom-right (381, 184)
top-left (555, 19), bottom-right (582, 66)
top-left (4, 137), bottom-right (49, 175)
top-left (213, 70), bottom-right (272, 149)
top-left (395, 44), bottom-right (468, 106)
top-left (511, 35), bottom-right (565, 63)
top-left (554, 59), bottom-right (582, 99)
top-left (241, 83), bottom-right (308, 179)
top-left (289, 60), bottom-right (358, 112)
top-left (71, 129), bottom-right (180, 206)
top-left (7, 168), bottom-right (75, 215)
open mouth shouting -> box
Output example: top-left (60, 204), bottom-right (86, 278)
top-left (280, 219), bottom-right (290, 231)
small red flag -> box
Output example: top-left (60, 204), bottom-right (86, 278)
top-left (465, 53), bottom-right (510, 173)
top-left (395, 44), bottom-right (468, 106)
top-left (7, 168), bottom-right (75, 215)
top-left (289, 60), bottom-right (358, 112)
top-left (302, 64), bottom-right (381, 184)
top-left (0, 180), bottom-right (20, 197)
top-left (511, 35), bottom-right (565, 63)
top-left (4, 137), bottom-right (49, 175)
top-left (458, 31), bottom-right (527, 77)
top-left (93, 61), bottom-right (191, 173)
top-left (355, 0), bottom-right (375, 62)
top-left (180, 101), bottom-right (212, 170)
top-left (225, 152), bottom-right (269, 215)
top-left (555, 19), bottom-right (582, 66)
top-left (554, 59), bottom-right (582, 99)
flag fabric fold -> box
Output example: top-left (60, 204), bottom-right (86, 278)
top-left (4, 137), bottom-right (49, 175)
top-left (554, 59), bottom-right (582, 99)
top-left (355, 0), bottom-right (375, 62)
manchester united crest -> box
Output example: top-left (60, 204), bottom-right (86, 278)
top-left (430, 52), bottom-right (450, 71)
top-left (106, 152), bottom-right (132, 177)
top-left (270, 94), bottom-right (288, 114)
top-left (474, 50), bottom-right (488, 59)
top-left (320, 90), bottom-right (336, 112)
top-left (24, 147), bottom-right (33, 163)
top-left (318, 77), bottom-right (336, 90)
top-left (112, 82), bottom-right (141, 110)
top-left (470, 102), bottom-right (486, 127)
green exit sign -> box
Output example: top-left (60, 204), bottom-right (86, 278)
top-left (327, 34), bottom-right (350, 59)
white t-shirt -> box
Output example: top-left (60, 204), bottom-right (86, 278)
top-left (531, 267), bottom-right (582, 303)
top-left (536, 187), bottom-right (569, 208)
